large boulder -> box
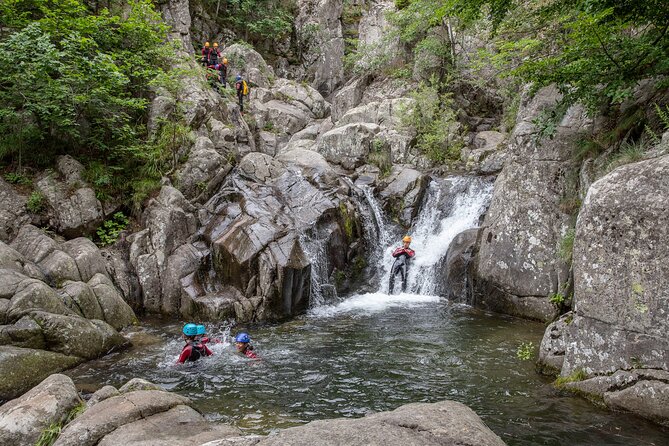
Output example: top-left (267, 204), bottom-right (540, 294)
top-left (224, 44), bottom-right (274, 89)
top-left (0, 374), bottom-right (82, 446)
top-left (472, 86), bottom-right (592, 321)
top-left (54, 390), bottom-right (191, 446)
top-left (87, 273), bottom-right (137, 330)
top-left (35, 159), bottom-right (104, 238)
top-left (59, 238), bottom-right (108, 282)
top-left (377, 166), bottom-right (430, 227)
top-left (0, 316), bottom-right (45, 349)
top-left (10, 224), bottom-right (57, 264)
top-left (0, 346), bottom-right (81, 401)
top-left (538, 155), bottom-right (669, 425)
top-left (331, 75), bottom-right (372, 123)
top-left (97, 404), bottom-right (241, 446)
top-left (29, 311), bottom-right (126, 360)
top-left (272, 78), bottom-right (330, 119)
top-left (206, 400), bottom-right (506, 446)
top-left (177, 136), bottom-right (229, 199)
top-left (238, 153), bottom-right (286, 184)
top-left (317, 122), bottom-right (381, 170)
top-left (7, 279), bottom-right (74, 322)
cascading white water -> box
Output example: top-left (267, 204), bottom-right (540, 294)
top-left (373, 176), bottom-right (493, 296)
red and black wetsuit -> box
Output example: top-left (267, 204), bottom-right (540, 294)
top-left (392, 247), bottom-right (415, 258)
top-left (240, 345), bottom-right (258, 359)
top-left (389, 247), bottom-right (415, 293)
top-left (177, 341), bottom-right (213, 364)
top-left (201, 47), bottom-right (211, 66)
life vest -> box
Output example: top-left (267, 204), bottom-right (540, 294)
top-left (186, 341), bottom-right (206, 362)
top-left (242, 80), bottom-right (249, 95)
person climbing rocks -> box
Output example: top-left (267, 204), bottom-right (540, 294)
top-left (389, 235), bottom-right (415, 294)
top-left (209, 42), bottom-right (221, 67)
top-left (201, 42), bottom-right (211, 66)
top-left (235, 74), bottom-right (249, 112)
top-left (220, 57), bottom-right (228, 88)
top-left (235, 332), bottom-right (258, 359)
top-left (177, 323), bottom-right (213, 363)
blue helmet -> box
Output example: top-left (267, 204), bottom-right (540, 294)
top-left (236, 74), bottom-right (242, 81)
top-left (183, 323), bottom-right (198, 336)
top-left (235, 332), bottom-right (250, 343)
top-left (196, 325), bottom-right (206, 336)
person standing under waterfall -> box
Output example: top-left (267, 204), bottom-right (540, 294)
top-left (389, 235), bottom-right (415, 294)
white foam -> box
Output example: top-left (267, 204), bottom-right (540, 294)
top-left (308, 292), bottom-right (440, 317)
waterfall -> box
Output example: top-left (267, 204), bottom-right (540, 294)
top-left (367, 176), bottom-right (493, 296)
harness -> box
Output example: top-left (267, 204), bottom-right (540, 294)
top-left (186, 341), bottom-right (206, 362)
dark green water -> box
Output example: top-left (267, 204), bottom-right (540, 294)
top-left (66, 293), bottom-right (669, 445)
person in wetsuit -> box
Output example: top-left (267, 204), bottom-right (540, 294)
top-left (234, 332), bottom-right (258, 359)
top-left (177, 323), bottom-right (213, 364)
top-left (389, 235), bottom-right (415, 294)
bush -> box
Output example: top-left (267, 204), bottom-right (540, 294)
top-left (516, 341), bottom-right (535, 361)
top-left (26, 191), bottom-right (45, 213)
top-left (400, 78), bottom-right (465, 164)
top-left (96, 212), bottom-right (130, 247)
top-left (3, 172), bottom-right (31, 185)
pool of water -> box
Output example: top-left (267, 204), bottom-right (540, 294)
top-left (66, 293), bottom-right (669, 445)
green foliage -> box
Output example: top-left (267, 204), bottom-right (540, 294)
top-left (400, 78), bottom-right (465, 164)
top-left (395, 0), bottom-right (411, 10)
top-left (516, 341), bottom-right (534, 361)
top-left (368, 138), bottom-right (392, 178)
top-left (215, 0), bottom-right (295, 49)
top-left (555, 369), bottom-right (588, 387)
top-left (558, 228), bottom-right (575, 263)
top-left (339, 202), bottom-right (355, 239)
top-left (35, 401), bottom-right (85, 446)
top-left (26, 190), bottom-right (44, 213)
top-left (549, 292), bottom-right (565, 305)
top-left (0, 0), bottom-right (183, 210)
top-left (604, 138), bottom-right (648, 173)
top-left (96, 212), bottom-right (129, 246)
top-left (3, 171), bottom-right (31, 185)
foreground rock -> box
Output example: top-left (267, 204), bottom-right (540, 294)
top-left (0, 374), bottom-right (81, 446)
top-left (0, 227), bottom-right (136, 400)
top-left (203, 400), bottom-right (506, 446)
top-left (1, 375), bottom-right (504, 446)
top-left (537, 155), bottom-right (669, 426)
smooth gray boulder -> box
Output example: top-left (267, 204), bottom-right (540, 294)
top-left (60, 280), bottom-right (105, 320)
top-left (118, 378), bottom-right (163, 393)
top-left (205, 400), bottom-right (505, 446)
top-left (263, 100), bottom-right (311, 135)
top-left (332, 75), bottom-right (371, 123)
top-left (0, 346), bottom-right (81, 401)
top-left (294, 0), bottom-right (344, 95)
top-left (10, 224), bottom-right (57, 263)
top-left (0, 241), bottom-right (24, 272)
top-left (7, 279), bottom-right (74, 322)
top-left (0, 269), bottom-right (29, 299)
top-left (54, 390), bottom-right (191, 446)
top-left (224, 44), bottom-right (274, 88)
top-left (377, 166), bottom-right (429, 227)
top-left (272, 78), bottom-right (330, 119)
top-left (0, 316), bottom-right (45, 349)
top-left (178, 136), bottom-right (228, 199)
top-left (87, 273), bottom-right (137, 330)
top-left (40, 249), bottom-right (82, 283)
top-left (317, 122), bottom-right (381, 170)
top-left (36, 172), bottom-right (103, 238)
top-left (59, 238), bottom-right (108, 282)
top-left (29, 311), bottom-right (126, 360)
top-left (0, 374), bottom-right (82, 446)
top-left (97, 404), bottom-right (241, 446)
top-left (87, 385), bottom-right (120, 408)
top-left (537, 312), bottom-right (571, 374)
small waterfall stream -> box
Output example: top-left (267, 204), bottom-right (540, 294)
top-left (360, 176), bottom-right (494, 297)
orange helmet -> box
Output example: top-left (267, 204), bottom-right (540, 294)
top-left (223, 58), bottom-right (228, 65)
top-left (213, 42), bottom-right (218, 48)
top-left (204, 41), bottom-right (210, 47)
top-left (403, 235), bottom-right (412, 243)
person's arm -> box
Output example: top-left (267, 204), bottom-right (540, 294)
top-left (406, 248), bottom-right (415, 258)
top-left (392, 247), bottom-right (403, 257)
top-left (176, 345), bottom-right (192, 364)
top-left (204, 345), bottom-right (214, 356)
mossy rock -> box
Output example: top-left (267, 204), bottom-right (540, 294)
top-left (0, 346), bottom-right (82, 402)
